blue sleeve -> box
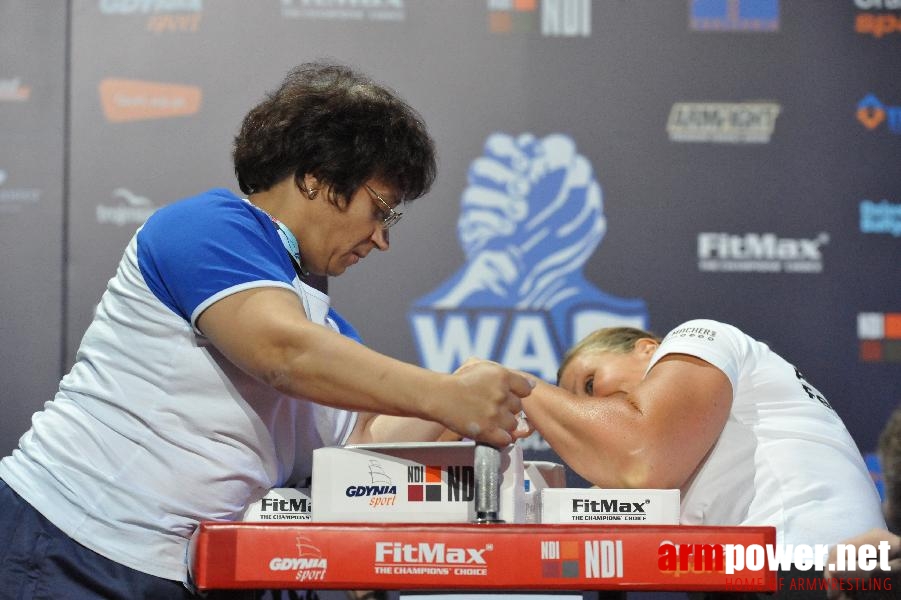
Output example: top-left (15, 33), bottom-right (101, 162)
top-left (136, 189), bottom-right (297, 325)
top-left (327, 307), bottom-right (363, 343)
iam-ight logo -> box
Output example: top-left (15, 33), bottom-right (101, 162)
top-left (99, 78), bottom-right (202, 123)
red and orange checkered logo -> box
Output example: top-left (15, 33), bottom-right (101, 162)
top-left (540, 540), bottom-right (582, 578)
top-left (407, 465), bottom-right (444, 502)
top-left (488, 0), bottom-right (537, 34)
top-left (858, 312), bottom-right (901, 363)
top-left (406, 464), bottom-right (475, 502)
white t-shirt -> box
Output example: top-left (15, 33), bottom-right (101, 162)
top-left (647, 319), bottom-right (885, 547)
top-left (0, 189), bottom-right (357, 581)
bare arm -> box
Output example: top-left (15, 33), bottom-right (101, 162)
top-left (522, 354), bottom-right (732, 489)
top-left (349, 413), bottom-right (449, 444)
top-left (197, 287), bottom-right (532, 447)
top-left (825, 528), bottom-right (900, 600)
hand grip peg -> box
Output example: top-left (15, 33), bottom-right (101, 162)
top-left (474, 443), bottom-right (504, 524)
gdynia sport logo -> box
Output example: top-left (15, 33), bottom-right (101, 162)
top-left (409, 133), bottom-right (648, 380)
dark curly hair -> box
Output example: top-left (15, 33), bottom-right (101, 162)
top-left (233, 62), bottom-right (436, 206)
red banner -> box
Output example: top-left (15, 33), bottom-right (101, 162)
top-left (191, 522), bottom-right (777, 592)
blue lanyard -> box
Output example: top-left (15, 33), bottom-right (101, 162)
top-left (273, 218), bottom-right (310, 277)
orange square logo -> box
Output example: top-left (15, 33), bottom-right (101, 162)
top-left (860, 341), bottom-right (883, 362)
top-left (489, 12), bottom-right (512, 33)
top-left (560, 541), bottom-right (580, 560)
top-left (884, 313), bottom-right (901, 339)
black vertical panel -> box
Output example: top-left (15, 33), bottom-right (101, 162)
top-left (0, 2), bottom-right (67, 454)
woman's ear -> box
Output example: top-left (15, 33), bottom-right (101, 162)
top-left (635, 338), bottom-right (659, 356)
top-left (300, 174), bottom-right (320, 198)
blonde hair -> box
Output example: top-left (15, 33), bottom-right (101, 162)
top-left (557, 327), bottom-right (660, 384)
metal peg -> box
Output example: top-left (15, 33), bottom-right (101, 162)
top-left (474, 443), bottom-right (504, 524)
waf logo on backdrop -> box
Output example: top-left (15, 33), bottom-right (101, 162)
top-left (854, 0), bottom-right (901, 38)
top-left (540, 539), bottom-right (624, 579)
top-left (99, 79), bottom-right (201, 123)
top-left (98, 0), bottom-right (203, 33)
top-left (409, 133), bottom-right (648, 381)
top-left (487, 0), bottom-right (591, 37)
top-left (406, 464), bottom-right (474, 502)
top-left (0, 77), bottom-right (31, 102)
top-left (689, 0), bottom-right (779, 32)
top-left (858, 312), bottom-right (901, 363)
top-left (857, 94), bottom-right (901, 133)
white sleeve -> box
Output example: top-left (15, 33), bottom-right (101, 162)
top-left (645, 319), bottom-right (744, 392)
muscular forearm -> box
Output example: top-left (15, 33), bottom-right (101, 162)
top-left (199, 287), bottom-right (530, 447)
top-left (523, 379), bottom-right (656, 488)
top-left (348, 412), bottom-right (450, 445)
top-left (521, 356), bottom-right (731, 490)
top-left (265, 323), bottom-right (448, 419)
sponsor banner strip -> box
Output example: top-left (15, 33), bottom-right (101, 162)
top-left (191, 522), bottom-right (776, 592)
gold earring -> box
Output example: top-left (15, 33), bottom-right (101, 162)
top-left (300, 182), bottom-right (319, 199)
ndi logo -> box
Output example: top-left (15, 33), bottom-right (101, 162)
top-left (406, 464), bottom-right (474, 502)
top-left (540, 539), bottom-right (624, 579)
top-left (858, 312), bottom-right (901, 363)
top-left (0, 77), bottom-right (31, 102)
top-left (409, 133), bottom-right (648, 380)
top-left (488, 0), bottom-right (590, 37)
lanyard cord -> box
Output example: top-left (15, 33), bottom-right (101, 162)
top-left (272, 218), bottom-right (310, 278)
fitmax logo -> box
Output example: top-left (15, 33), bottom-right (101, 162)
top-left (697, 232), bottom-right (828, 273)
top-left (375, 542), bottom-right (490, 564)
top-left (572, 499), bottom-right (649, 513)
top-left (261, 497), bottom-right (310, 512)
